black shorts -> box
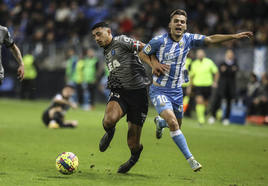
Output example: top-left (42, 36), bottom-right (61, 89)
top-left (42, 110), bottom-right (50, 126)
top-left (108, 88), bottom-right (148, 126)
top-left (193, 86), bottom-right (212, 100)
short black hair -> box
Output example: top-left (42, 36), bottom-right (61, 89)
top-left (170, 9), bottom-right (187, 21)
top-left (91, 22), bottom-right (109, 31)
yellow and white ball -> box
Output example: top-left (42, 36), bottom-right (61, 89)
top-left (55, 152), bottom-right (79, 175)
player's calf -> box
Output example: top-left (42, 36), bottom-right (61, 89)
top-left (99, 122), bottom-right (115, 152)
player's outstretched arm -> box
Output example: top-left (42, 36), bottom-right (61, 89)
top-left (9, 44), bottom-right (24, 81)
top-left (138, 51), bottom-right (169, 76)
top-left (204, 31), bottom-right (253, 45)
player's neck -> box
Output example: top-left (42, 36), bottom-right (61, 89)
top-left (104, 37), bottom-right (113, 48)
top-left (170, 33), bottom-right (183, 42)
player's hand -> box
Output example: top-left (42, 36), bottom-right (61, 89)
top-left (70, 102), bottom-right (78, 109)
top-left (152, 63), bottom-right (170, 76)
top-left (234, 32), bottom-right (253, 40)
top-left (17, 64), bottom-right (24, 81)
top-left (212, 81), bottom-right (218, 88)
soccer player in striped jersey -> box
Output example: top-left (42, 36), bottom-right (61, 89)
top-left (140, 9), bottom-right (253, 172)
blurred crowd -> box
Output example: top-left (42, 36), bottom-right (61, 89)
top-left (0, 0), bottom-right (268, 47)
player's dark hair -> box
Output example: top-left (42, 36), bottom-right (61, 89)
top-left (91, 22), bottom-right (109, 31)
top-left (170, 9), bottom-right (187, 21)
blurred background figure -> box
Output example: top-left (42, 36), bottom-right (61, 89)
top-left (65, 48), bottom-right (78, 103)
top-left (74, 53), bottom-right (88, 109)
top-left (208, 49), bottom-right (239, 125)
top-left (83, 48), bottom-right (101, 110)
top-left (42, 85), bottom-right (78, 129)
top-left (247, 74), bottom-right (268, 119)
top-left (244, 72), bottom-right (260, 115)
top-left (20, 53), bottom-right (37, 99)
top-left (189, 49), bottom-right (218, 125)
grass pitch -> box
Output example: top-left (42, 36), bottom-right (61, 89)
top-left (0, 98), bottom-right (268, 186)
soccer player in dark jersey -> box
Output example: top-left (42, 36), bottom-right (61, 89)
top-left (0, 25), bottom-right (24, 85)
top-left (91, 22), bottom-right (166, 173)
top-left (42, 85), bottom-right (78, 129)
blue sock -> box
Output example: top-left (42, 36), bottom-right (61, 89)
top-left (170, 130), bottom-right (192, 159)
top-left (157, 116), bottom-right (168, 128)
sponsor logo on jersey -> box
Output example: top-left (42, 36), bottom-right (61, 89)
top-left (144, 44), bottom-right (151, 54)
top-left (111, 49), bottom-right (115, 56)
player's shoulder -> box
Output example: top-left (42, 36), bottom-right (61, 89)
top-left (0, 25), bottom-right (8, 32)
top-left (184, 32), bottom-right (204, 39)
top-left (151, 33), bottom-right (168, 43)
top-left (114, 35), bottom-right (132, 42)
top-left (205, 57), bottom-right (214, 63)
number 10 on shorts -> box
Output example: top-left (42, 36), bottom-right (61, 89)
top-left (152, 95), bottom-right (168, 106)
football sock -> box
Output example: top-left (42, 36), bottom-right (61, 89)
top-left (170, 129), bottom-right (192, 159)
top-left (53, 112), bottom-right (64, 126)
top-left (196, 104), bottom-right (206, 124)
top-left (157, 116), bottom-right (168, 128)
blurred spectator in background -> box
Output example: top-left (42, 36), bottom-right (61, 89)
top-left (74, 54), bottom-right (87, 109)
top-left (244, 72), bottom-right (260, 114)
top-left (65, 48), bottom-right (78, 85)
top-left (42, 85), bottom-right (78, 129)
top-left (83, 48), bottom-right (102, 109)
top-left (65, 48), bottom-right (78, 102)
top-left (208, 49), bottom-right (239, 125)
top-left (0, 25), bottom-right (24, 85)
top-left (248, 73), bottom-right (268, 117)
top-left (20, 53), bottom-right (37, 99)
top-left (189, 49), bottom-right (219, 125)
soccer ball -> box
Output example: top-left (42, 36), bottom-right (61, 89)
top-left (55, 152), bottom-right (79, 175)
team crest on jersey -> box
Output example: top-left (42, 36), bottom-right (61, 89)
top-left (111, 49), bottom-right (116, 56)
top-left (179, 41), bottom-right (184, 48)
top-left (144, 44), bottom-right (151, 54)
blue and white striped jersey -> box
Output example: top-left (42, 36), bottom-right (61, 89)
top-left (143, 33), bottom-right (205, 88)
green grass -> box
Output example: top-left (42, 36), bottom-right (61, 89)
top-left (0, 98), bottom-right (268, 186)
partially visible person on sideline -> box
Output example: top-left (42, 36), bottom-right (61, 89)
top-left (0, 25), bottom-right (24, 85)
top-left (208, 49), bottom-right (238, 125)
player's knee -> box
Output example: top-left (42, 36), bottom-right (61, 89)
top-left (166, 118), bottom-right (179, 131)
top-left (103, 115), bottom-right (118, 128)
top-left (196, 96), bottom-right (204, 104)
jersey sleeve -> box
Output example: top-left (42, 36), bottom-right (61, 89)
top-left (210, 60), bottom-right (218, 74)
top-left (54, 94), bottom-right (63, 101)
top-left (143, 36), bottom-right (162, 55)
top-left (188, 33), bottom-right (205, 49)
top-left (116, 35), bottom-right (142, 52)
top-left (3, 27), bottom-right (14, 48)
